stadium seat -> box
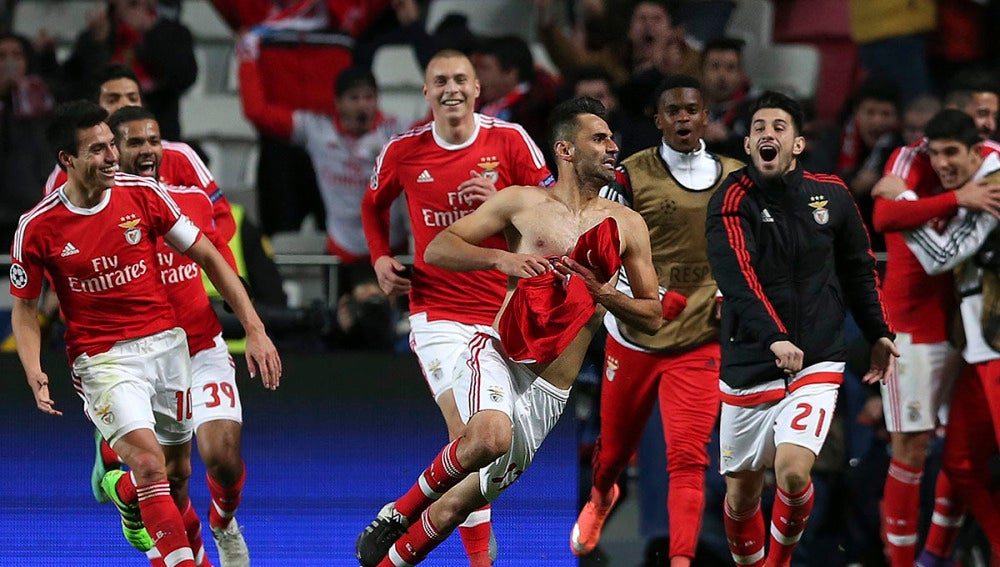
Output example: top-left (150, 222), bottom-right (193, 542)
top-left (747, 43), bottom-right (821, 101)
top-left (12, 0), bottom-right (93, 45)
top-left (198, 139), bottom-right (259, 193)
top-left (372, 44), bottom-right (424, 89)
top-left (531, 42), bottom-right (559, 77)
top-left (179, 93), bottom-right (255, 140)
top-left (725, 0), bottom-right (774, 50)
top-left (425, 0), bottom-right (536, 42)
top-left (379, 91), bottom-right (428, 125)
top-left (180, 0), bottom-right (233, 42)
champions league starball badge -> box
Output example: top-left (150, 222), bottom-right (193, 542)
top-left (9, 264), bottom-right (27, 289)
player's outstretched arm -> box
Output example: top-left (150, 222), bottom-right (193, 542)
top-left (425, 186), bottom-right (549, 277)
top-left (11, 297), bottom-right (61, 416)
top-left (185, 236), bottom-right (282, 389)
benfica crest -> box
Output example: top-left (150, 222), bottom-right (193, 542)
top-left (477, 157), bottom-right (500, 183)
top-left (808, 195), bottom-right (829, 225)
top-left (119, 215), bottom-right (142, 245)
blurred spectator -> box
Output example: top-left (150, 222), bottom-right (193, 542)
top-left (615, 3), bottom-right (702, 124)
top-left (471, 34), bottom-right (561, 153)
top-left (835, 77), bottom-right (901, 252)
top-left (324, 274), bottom-right (398, 351)
top-left (700, 37), bottom-right (753, 160)
top-left (213, 0), bottom-right (398, 235)
top-left (238, 43), bottom-right (409, 295)
top-left (671, 0), bottom-right (736, 47)
top-left (900, 94), bottom-right (941, 146)
top-left (928, 0), bottom-right (991, 92)
top-left (848, 0), bottom-right (934, 105)
top-left (536, 0), bottom-right (697, 90)
top-left (0, 32), bottom-right (53, 249)
top-left (61, 0), bottom-right (197, 140)
top-left (943, 68), bottom-right (1000, 143)
top-left (565, 64), bottom-right (661, 160)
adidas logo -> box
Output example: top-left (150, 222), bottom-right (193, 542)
top-left (60, 242), bottom-right (80, 257)
top-left (416, 169), bottom-right (434, 183)
top-left (760, 208), bottom-right (774, 223)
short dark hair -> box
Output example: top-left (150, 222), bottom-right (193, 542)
top-left (945, 68), bottom-right (1000, 107)
top-left (632, 0), bottom-right (670, 17)
top-left (852, 77), bottom-right (900, 112)
top-left (46, 100), bottom-right (109, 169)
top-left (702, 37), bottom-right (745, 65)
top-left (107, 105), bottom-right (158, 139)
top-left (91, 64), bottom-right (142, 102)
top-left (548, 96), bottom-right (608, 148)
top-left (654, 74), bottom-right (702, 106)
top-left (924, 108), bottom-right (981, 148)
top-left (335, 66), bottom-right (378, 97)
top-left (566, 66), bottom-right (614, 92)
top-left (475, 35), bottom-right (535, 83)
top-left (750, 90), bottom-right (805, 134)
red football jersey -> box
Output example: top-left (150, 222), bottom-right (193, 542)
top-left (879, 138), bottom-right (1000, 342)
top-left (11, 173), bottom-right (200, 360)
top-left (44, 140), bottom-right (235, 240)
top-left (362, 114), bottom-right (554, 325)
top-left (157, 185), bottom-right (229, 356)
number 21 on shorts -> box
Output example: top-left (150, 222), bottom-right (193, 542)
top-left (790, 402), bottom-right (827, 438)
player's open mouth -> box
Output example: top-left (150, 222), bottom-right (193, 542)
top-left (441, 99), bottom-right (463, 106)
top-left (137, 160), bottom-right (156, 176)
top-left (99, 166), bottom-right (117, 176)
top-left (676, 128), bottom-right (692, 138)
top-left (759, 145), bottom-right (778, 162)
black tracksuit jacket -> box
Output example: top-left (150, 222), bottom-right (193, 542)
top-left (705, 164), bottom-right (894, 391)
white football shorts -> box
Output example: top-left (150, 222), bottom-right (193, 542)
top-left (451, 329), bottom-right (570, 503)
top-left (74, 327), bottom-right (193, 447)
top-left (190, 334), bottom-right (243, 430)
top-left (880, 332), bottom-right (962, 433)
top-left (409, 311), bottom-right (495, 401)
top-left (719, 382), bottom-right (839, 474)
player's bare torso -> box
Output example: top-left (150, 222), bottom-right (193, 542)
top-left (499, 185), bottom-right (628, 387)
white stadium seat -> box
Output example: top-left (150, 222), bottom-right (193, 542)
top-left (179, 0), bottom-right (233, 42)
top-left (13, 0), bottom-right (94, 44)
top-left (426, 0), bottom-right (536, 42)
top-left (747, 43), bottom-right (821, 101)
top-left (372, 44), bottom-right (424, 89)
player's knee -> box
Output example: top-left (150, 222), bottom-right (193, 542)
top-left (129, 452), bottom-right (168, 483)
top-left (666, 467), bottom-right (706, 491)
top-left (666, 446), bottom-right (710, 474)
top-left (775, 469), bottom-right (811, 494)
top-left (892, 431), bottom-right (932, 467)
top-left (166, 459), bottom-right (192, 488)
top-left (202, 453), bottom-right (243, 484)
top-left (463, 412), bottom-right (512, 466)
top-left (941, 455), bottom-right (975, 482)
